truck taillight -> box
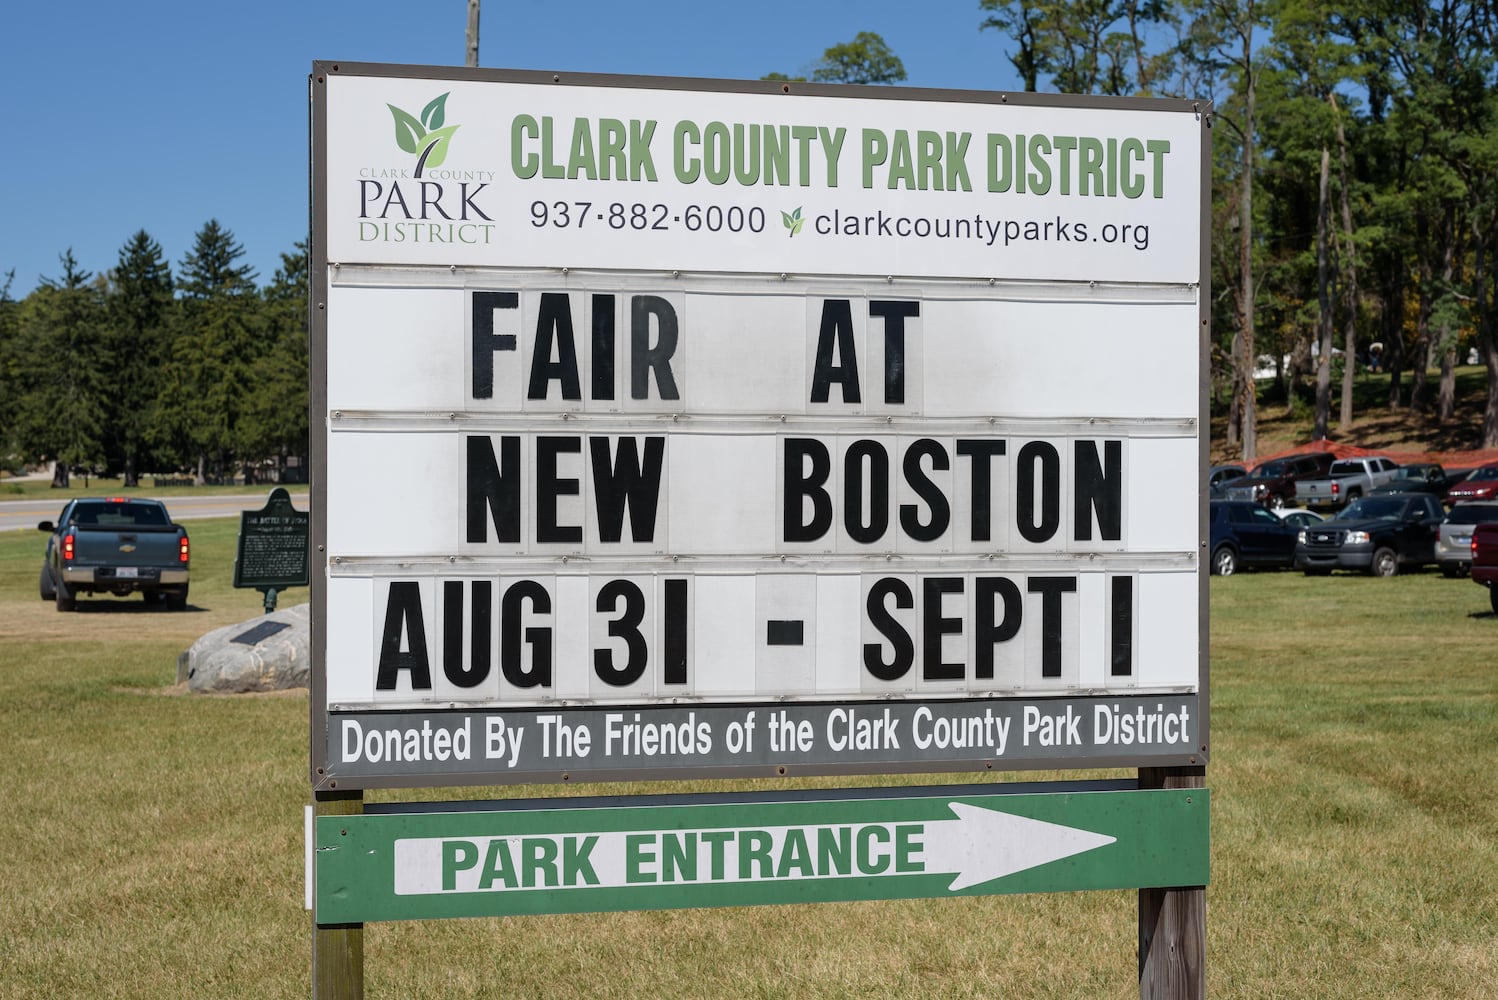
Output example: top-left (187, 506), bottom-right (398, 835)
top-left (1331, 481), bottom-right (1340, 497)
top-left (179, 536), bottom-right (190, 563)
top-left (1474, 536), bottom-right (1481, 557)
top-left (63, 533), bottom-right (75, 561)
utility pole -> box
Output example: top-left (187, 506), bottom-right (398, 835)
top-left (466, 0), bottom-right (480, 67)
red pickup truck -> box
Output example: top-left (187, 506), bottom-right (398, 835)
top-left (1473, 521), bottom-right (1498, 615)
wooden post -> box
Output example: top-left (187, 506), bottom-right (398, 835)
top-left (313, 789), bottom-right (365, 1000)
top-left (465, 0), bottom-right (480, 67)
top-left (1138, 766), bottom-right (1205, 999)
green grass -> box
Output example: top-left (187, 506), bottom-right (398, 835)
top-left (0, 475), bottom-right (310, 500)
top-left (1, 527), bottom-right (1495, 997)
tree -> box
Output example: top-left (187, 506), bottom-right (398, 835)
top-left (11, 251), bottom-right (109, 487)
top-left (764, 32), bottom-right (907, 85)
top-left (162, 221), bottom-right (262, 482)
top-left (0, 270), bottom-right (17, 463)
top-left (240, 242), bottom-right (309, 478)
top-left (1181, 0), bottom-right (1270, 461)
top-left (177, 218), bottom-right (257, 299)
top-left (811, 32), bottom-right (907, 85)
top-left (979, 0), bottom-right (1178, 96)
top-left (107, 231), bottom-right (174, 486)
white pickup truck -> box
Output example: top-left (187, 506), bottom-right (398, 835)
top-left (1294, 456), bottom-right (1402, 510)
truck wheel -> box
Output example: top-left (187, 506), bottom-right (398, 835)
top-left (1370, 547), bottom-right (1399, 577)
top-left (1271, 494), bottom-right (1286, 510)
top-left (1491, 587), bottom-right (1498, 616)
top-left (39, 567), bottom-right (55, 600)
top-left (167, 585), bottom-right (189, 612)
top-left (56, 587), bottom-right (76, 612)
top-left (1211, 546), bottom-right (1237, 576)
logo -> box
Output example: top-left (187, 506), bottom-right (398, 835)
top-left (783, 207), bottom-right (805, 237)
top-left (387, 93), bottom-right (460, 178)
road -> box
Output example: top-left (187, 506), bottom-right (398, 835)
top-left (0, 493), bottom-right (311, 532)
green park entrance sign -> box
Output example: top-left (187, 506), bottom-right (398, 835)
top-left (315, 784), bottom-right (1207, 924)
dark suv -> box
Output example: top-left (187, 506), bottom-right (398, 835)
top-left (1209, 500), bottom-right (1300, 575)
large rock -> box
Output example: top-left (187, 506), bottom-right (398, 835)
top-left (179, 603), bottom-right (311, 694)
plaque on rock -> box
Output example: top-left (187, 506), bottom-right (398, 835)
top-left (234, 487), bottom-right (311, 591)
top-left (230, 620), bottom-right (292, 646)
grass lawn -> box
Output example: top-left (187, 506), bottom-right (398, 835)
top-left (1, 522), bottom-right (1495, 998)
top-left (0, 475), bottom-right (309, 500)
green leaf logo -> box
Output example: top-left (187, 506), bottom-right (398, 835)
top-left (783, 207), bottom-right (805, 237)
top-left (387, 93), bottom-right (460, 177)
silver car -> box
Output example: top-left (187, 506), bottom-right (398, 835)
top-left (1437, 502), bottom-right (1498, 576)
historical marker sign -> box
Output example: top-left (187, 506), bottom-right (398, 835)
top-left (235, 487), bottom-right (311, 590)
top-left (309, 64), bottom-right (1211, 790)
top-left (314, 784), bottom-right (1208, 923)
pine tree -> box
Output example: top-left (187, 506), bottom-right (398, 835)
top-left (108, 231), bottom-right (174, 486)
top-left (13, 250), bottom-right (109, 487)
top-left (168, 221), bottom-right (262, 482)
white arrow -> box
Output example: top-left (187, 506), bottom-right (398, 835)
top-left (924, 802), bottom-right (1117, 891)
top-left (392, 802), bottom-right (1116, 896)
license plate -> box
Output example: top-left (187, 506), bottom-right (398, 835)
top-left (116, 567), bottom-right (139, 579)
top-left (1454, 534), bottom-right (1471, 544)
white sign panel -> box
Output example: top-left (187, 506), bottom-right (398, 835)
top-left (311, 65), bottom-right (1209, 787)
top-left (323, 72), bottom-right (1202, 283)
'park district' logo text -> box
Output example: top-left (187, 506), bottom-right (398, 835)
top-left (358, 92), bottom-right (496, 249)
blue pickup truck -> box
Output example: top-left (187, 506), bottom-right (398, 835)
top-left (38, 497), bottom-right (191, 611)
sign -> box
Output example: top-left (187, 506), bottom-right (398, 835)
top-left (310, 65), bottom-right (1211, 789)
top-left (235, 487), bottom-right (311, 590)
top-left (313, 784), bottom-right (1208, 923)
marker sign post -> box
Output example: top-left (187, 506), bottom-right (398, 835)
top-left (310, 61), bottom-right (1210, 997)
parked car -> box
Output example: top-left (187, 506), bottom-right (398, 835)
top-left (38, 497), bottom-right (190, 611)
top-left (1471, 521), bottom-right (1498, 614)
top-left (1221, 452), bottom-right (1336, 509)
top-left (1436, 502), bottom-right (1498, 577)
top-left (1209, 499), bottom-right (1300, 575)
top-left (1294, 456), bottom-right (1402, 510)
top-left (1207, 464), bottom-right (1248, 499)
top-left (1293, 492), bottom-right (1444, 576)
top-left (1275, 508), bottom-right (1326, 530)
top-left (1444, 465), bottom-right (1498, 505)
top-left (1369, 462), bottom-right (1456, 501)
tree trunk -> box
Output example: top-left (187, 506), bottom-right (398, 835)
top-left (1438, 345), bottom-right (1456, 421)
top-left (51, 460), bottom-right (70, 489)
top-left (1436, 229), bottom-right (1459, 423)
top-left (123, 453), bottom-right (138, 489)
top-left (1478, 228), bottom-right (1498, 448)
top-left (1314, 147), bottom-right (1333, 440)
top-left (1333, 94), bottom-right (1359, 432)
top-left (1238, 69), bottom-right (1258, 463)
top-left (1226, 334), bottom-right (1243, 449)
top-left (196, 452), bottom-right (207, 487)
top-left (1384, 270), bottom-right (1405, 410)
top-left (1410, 217), bottom-right (1433, 414)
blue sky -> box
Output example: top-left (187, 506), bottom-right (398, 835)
top-left (0, 1), bottom-right (1020, 297)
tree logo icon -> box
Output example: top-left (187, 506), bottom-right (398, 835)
top-left (387, 93), bottom-right (460, 177)
top-left (783, 207), bottom-right (805, 237)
